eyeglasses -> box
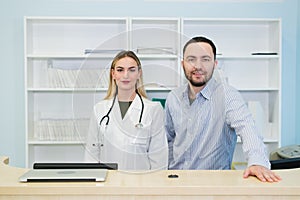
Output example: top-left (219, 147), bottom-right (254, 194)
top-left (184, 56), bottom-right (213, 67)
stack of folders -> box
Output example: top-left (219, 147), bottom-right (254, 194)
top-left (48, 68), bottom-right (109, 88)
top-left (84, 49), bottom-right (123, 54)
top-left (136, 47), bottom-right (175, 54)
top-left (34, 118), bottom-right (89, 141)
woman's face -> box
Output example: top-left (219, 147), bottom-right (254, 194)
top-left (112, 56), bottom-right (141, 92)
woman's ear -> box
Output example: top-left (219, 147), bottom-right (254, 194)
top-left (138, 68), bottom-right (142, 79)
top-left (111, 68), bottom-right (115, 79)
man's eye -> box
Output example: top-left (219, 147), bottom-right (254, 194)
top-left (202, 58), bottom-right (211, 62)
top-left (187, 58), bottom-right (196, 62)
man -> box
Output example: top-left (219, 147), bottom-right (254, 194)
top-left (165, 36), bottom-right (281, 182)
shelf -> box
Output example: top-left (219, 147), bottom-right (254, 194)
top-left (217, 55), bottom-right (279, 60)
top-left (27, 87), bottom-right (173, 92)
top-left (137, 54), bottom-right (178, 59)
top-left (182, 18), bottom-right (280, 24)
top-left (27, 54), bottom-right (116, 59)
top-left (28, 140), bottom-right (85, 145)
top-left (25, 17), bottom-right (281, 167)
top-left (27, 54), bottom-right (179, 60)
top-left (27, 88), bottom-right (108, 92)
top-left (237, 88), bottom-right (279, 92)
top-left (27, 87), bottom-right (277, 92)
top-left (25, 16), bottom-right (128, 21)
top-left (237, 137), bottom-right (278, 143)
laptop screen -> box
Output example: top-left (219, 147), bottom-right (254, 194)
top-left (33, 162), bottom-right (118, 170)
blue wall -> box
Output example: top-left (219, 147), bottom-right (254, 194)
top-left (0, 0), bottom-right (299, 167)
top-left (297, 1), bottom-right (300, 144)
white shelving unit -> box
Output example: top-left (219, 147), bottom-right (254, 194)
top-left (25, 17), bottom-right (281, 168)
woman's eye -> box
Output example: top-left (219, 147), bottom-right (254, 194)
top-left (116, 69), bottom-right (123, 72)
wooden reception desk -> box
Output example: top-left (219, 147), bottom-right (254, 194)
top-left (1, 156), bottom-right (300, 200)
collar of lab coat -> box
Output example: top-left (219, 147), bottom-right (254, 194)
top-left (111, 94), bottom-right (143, 127)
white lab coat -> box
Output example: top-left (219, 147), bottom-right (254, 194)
top-left (84, 95), bottom-right (168, 171)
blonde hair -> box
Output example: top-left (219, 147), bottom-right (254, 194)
top-left (104, 50), bottom-right (147, 99)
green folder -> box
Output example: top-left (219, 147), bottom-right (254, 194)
top-left (152, 98), bottom-right (166, 108)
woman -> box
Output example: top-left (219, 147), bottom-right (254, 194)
top-left (85, 50), bottom-right (168, 171)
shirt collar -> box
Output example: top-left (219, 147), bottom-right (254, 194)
top-left (182, 78), bottom-right (217, 101)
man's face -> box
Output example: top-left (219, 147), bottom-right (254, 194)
top-left (182, 42), bottom-right (217, 88)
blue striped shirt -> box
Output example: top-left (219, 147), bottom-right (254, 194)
top-left (165, 77), bottom-right (270, 170)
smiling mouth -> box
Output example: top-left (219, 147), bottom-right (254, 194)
top-left (193, 71), bottom-right (204, 76)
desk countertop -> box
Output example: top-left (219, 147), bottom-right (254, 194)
top-left (1, 156), bottom-right (300, 200)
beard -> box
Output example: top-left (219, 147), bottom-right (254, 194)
top-left (189, 79), bottom-right (206, 87)
top-left (184, 68), bottom-right (213, 87)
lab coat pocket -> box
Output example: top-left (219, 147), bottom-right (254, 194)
top-left (129, 139), bottom-right (148, 155)
top-left (129, 128), bottom-right (150, 153)
top-left (132, 129), bottom-right (149, 145)
top-left (132, 137), bottom-right (148, 146)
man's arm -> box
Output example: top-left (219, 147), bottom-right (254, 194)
top-left (225, 86), bottom-right (281, 182)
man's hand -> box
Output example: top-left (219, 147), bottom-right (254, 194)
top-left (243, 165), bottom-right (282, 182)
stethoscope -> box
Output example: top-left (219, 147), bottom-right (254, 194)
top-left (99, 88), bottom-right (144, 129)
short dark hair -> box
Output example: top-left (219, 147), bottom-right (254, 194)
top-left (183, 36), bottom-right (217, 60)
